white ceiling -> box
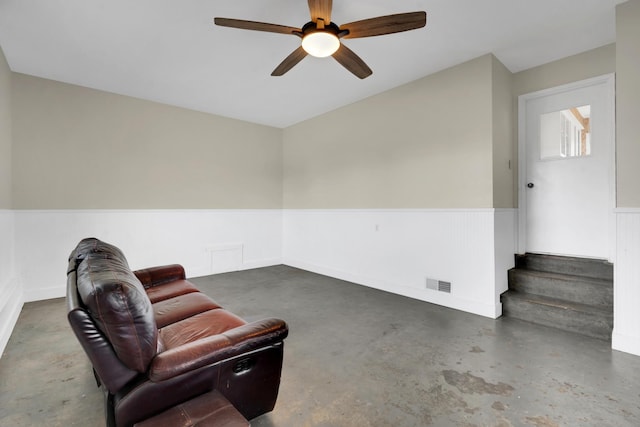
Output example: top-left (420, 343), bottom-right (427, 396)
top-left (0, 0), bottom-right (626, 128)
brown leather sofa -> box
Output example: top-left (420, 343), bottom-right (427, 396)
top-left (66, 238), bottom-right (288, 427)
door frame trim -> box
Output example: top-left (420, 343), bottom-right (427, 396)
top-left (517, 73), bottom-right (616, 261)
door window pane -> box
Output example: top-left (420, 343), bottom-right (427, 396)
top-left (539, 105), bottom-right (591, 160)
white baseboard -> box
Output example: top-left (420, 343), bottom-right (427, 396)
top-left (190, 257), bottom-right (283, 278)
top-left (0, 285), bottom-right (24, 358)
top-left (14, 209), bottom-right (284, 302)
top-left (241, 257), bottom-right (283, 271)
top-left (284, 258), bottom-right (501, 319)
top-left (26, 259), bottom-right (285, 300)
top-left (612, 331), bottom-right (640, 357)
top-left (283, 209), bottom-right (514, 320)
top-left (613, 210), bottom-right (640, 356)
top-left (24, 286), bottom-right (66, 303)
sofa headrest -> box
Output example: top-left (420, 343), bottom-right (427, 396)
top-left (73, 238), bottom-right (157, 373)
top-left (68, 237), bottom-right (129, 274)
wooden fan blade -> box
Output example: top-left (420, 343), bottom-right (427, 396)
top-left (341, 11), bottom-right (426, 39)
top-left (214, 18), bottom-right (301, 35)
top-left (332, 44), bottom-right (372, 79)
top-left (271, 46), bottom-right (308, 76)
top-left (308, 0), bottom-right (332, 25)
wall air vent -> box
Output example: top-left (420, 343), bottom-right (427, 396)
top-left (426, 278), bottom-right (451, 293)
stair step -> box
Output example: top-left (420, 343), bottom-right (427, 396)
top-left (508, 268), bottom-right (612, 307)
top-left (515, 253), bottom-right (613, 280)
top-left (501, 291), bottom-right (613, 341)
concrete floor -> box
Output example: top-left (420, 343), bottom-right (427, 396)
top-left (1, 265), bottom-right (639, 427)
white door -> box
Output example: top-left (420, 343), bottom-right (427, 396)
top-left (519, 75), bottom-right (614, 259)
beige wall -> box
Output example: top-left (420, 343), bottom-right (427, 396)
top-left (11, 74), bottom-right (283, 209)
top-left (7, 42), bottom-right (624, 211)
top-left (0, 45), bottom-right (11, 208)
top-left (513, 43), bottom-right (615, 97)
top-left (283, 55), bottom-right (498, 209)
top-left (616, 0), bottom-right (640, 208)
top-left (491, 56), bottom-right (514, 208)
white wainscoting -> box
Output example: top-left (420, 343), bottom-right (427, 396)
top-left (494, 209), bottom-right (518, 300)
top-left (0, 210), bottom-right (23, 357)
top-left (14, 210), bottom-right (283, 302)
top-left (283, 209), bottom-right (516, 318)
top-left (613, 209), bottom-right (640, 356)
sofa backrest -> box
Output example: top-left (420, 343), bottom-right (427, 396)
top-left (72, 238), bottom-right (158, 373)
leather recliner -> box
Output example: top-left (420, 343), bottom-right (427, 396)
top-left (66, 238), bottom-right (288, 427)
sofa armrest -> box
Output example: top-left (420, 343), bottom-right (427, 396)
top-left (149, 318), bottom-right (288, 382)
top-left (134, 264), bottom-right (186, 288)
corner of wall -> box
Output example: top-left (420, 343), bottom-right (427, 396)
top-left (0, 44), bottom-right (21, 359)
top-left (491, 55), bottom-right (515, 210)
top-left (493, 209), bottom-right (517, 311)
top-left (0, 43), bottom-right (13, 209)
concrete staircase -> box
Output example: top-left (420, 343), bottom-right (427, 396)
top-left (500, 253), bottom-right (613, 341)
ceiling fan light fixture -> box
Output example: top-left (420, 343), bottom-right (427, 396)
top-left (301, 31), bottom-right (340, 57)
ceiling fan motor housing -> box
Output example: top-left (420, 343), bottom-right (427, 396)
top-left (300, 21), bottom-right (342, 57)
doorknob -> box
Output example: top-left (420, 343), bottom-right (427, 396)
top-left (527, 183), bottom-right (534, 188)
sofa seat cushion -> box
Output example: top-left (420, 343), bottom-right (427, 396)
top-left (146, 280), bottom-right (200, 303)
top-left (159, 309), bottom-right (246, 350)
top-left (133, 390), bottom-right (249, 427)
top-left (153, 293), bottom-right (222, 328)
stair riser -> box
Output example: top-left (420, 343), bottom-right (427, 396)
top-left (508, 270), bottom-right (612, 307)
top-left (502, 297), bottom-right (612, 341)
top-left (515, 254), bottom-right (613, 280)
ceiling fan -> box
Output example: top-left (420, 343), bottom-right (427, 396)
top-left (214, 0), bottom-right (427, 79)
